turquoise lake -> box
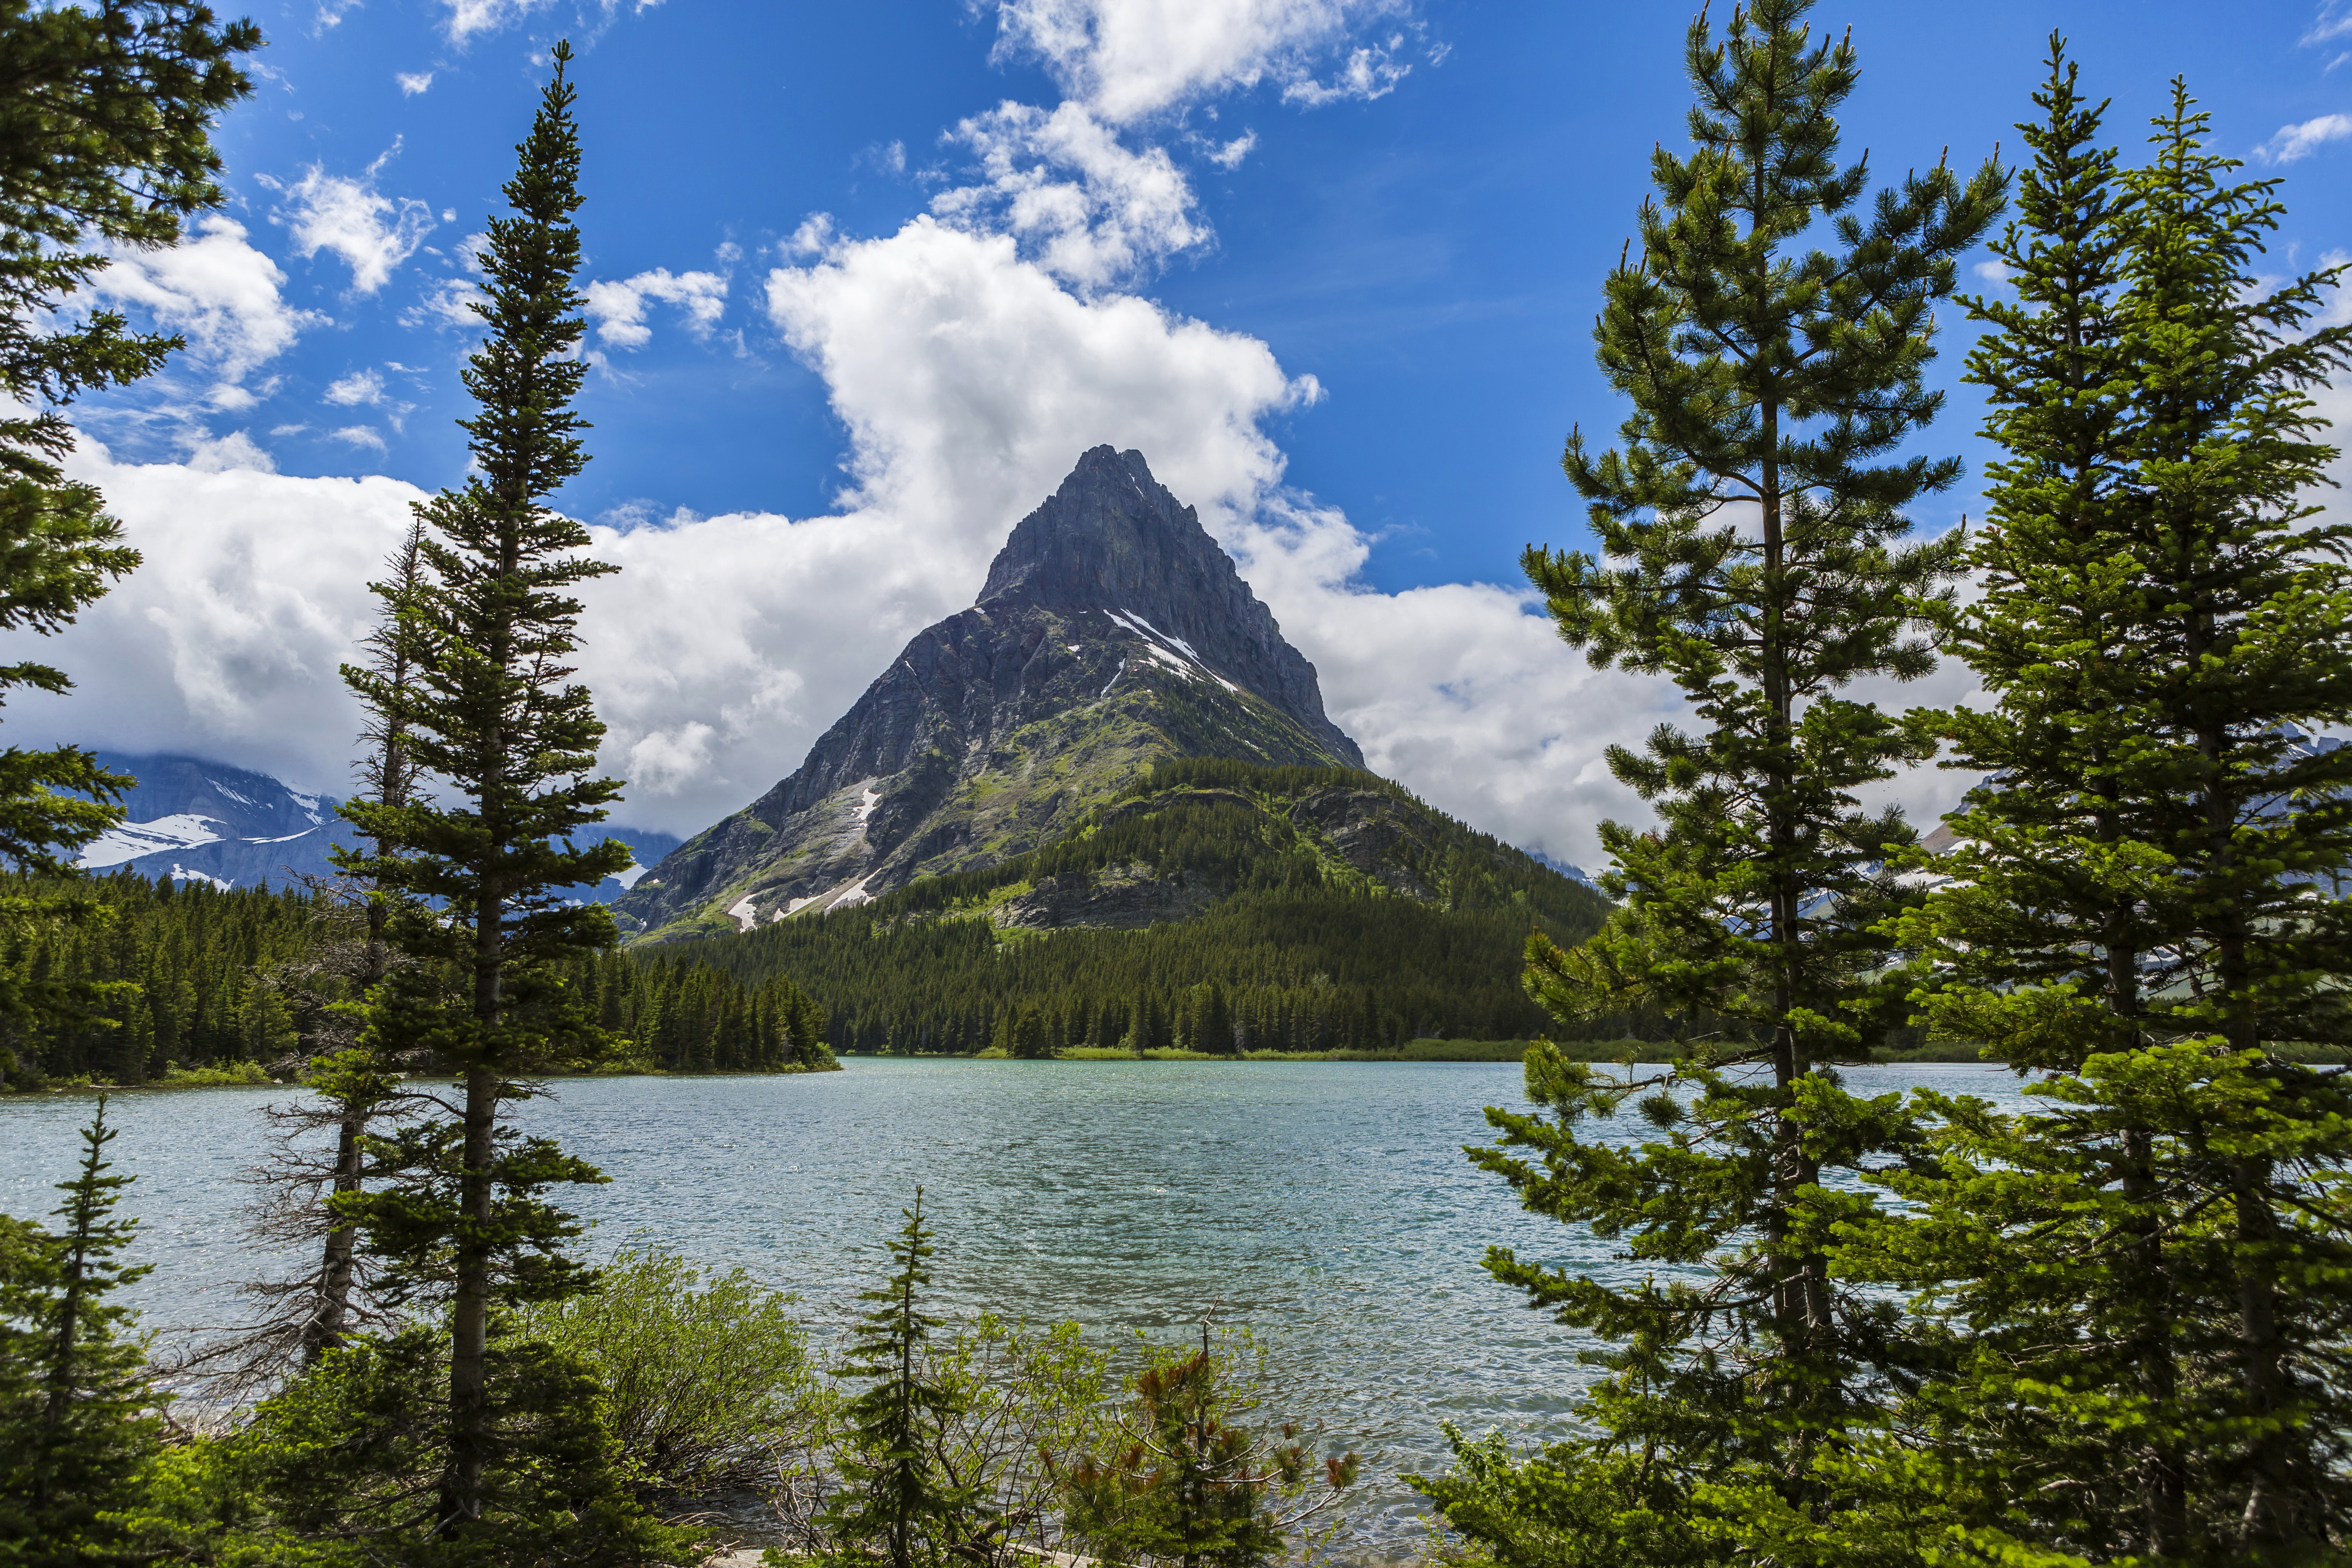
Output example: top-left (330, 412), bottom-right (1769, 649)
top-left (0, 1057), bottom-right (2033, 1557)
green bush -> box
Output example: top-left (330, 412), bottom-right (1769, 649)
top-left (517, 1249), bottom-right (822, 1500)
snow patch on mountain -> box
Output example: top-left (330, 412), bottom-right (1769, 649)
top-left (82, 814), bottom-right (230, 869)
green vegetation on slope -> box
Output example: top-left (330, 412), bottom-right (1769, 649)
top-left (657, 758), bottom-right (1624, 1055)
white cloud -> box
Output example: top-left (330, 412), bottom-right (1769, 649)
top-left (993, 0), bottom-right (1411, 123)
top-left (1281, 34), bottom-right (1410, 107)
top-left (442, 0), bottom-right (556, 41)
top-left (2255, 112), bottom-right (2352, 164)
top-left (439, 0), bottom-right (663, 44)
top-left (270, 147), bottom-right (436, 294)
top-left (397, 71), bottom-right (434, 94)
top-left (402, 276), bottom-right (488, 330)
top-left (324, 368), bottom-right (385, 406)
top-left (1204, 131), bottom-right (1258, 170)
top-left (321, 367), bottom-right (417, 432)
top-left (90, 216), bottom-right (322, 386)
top-left (2307, 1), bottom-right (2352, 47)
top-left (2, 436), bottom-right (418, 789)
top-left (583, 268), bottom-right (728, 349)
top-left (932, 101), bottom-right (1209, 290)
top-left (184, 430), bottom-right (278, 474)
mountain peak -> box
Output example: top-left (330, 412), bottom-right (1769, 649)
top-left (617, 447), bottom-right (1365, 937)
top-left (978, 445), bottom-right (1196, 610)
top-left (975, 447), bottom-right (1354, 763)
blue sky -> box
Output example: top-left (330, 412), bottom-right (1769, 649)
top-left (35, 0), bottom-right (2352, 858)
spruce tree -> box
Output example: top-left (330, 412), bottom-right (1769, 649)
top-left (0, 1), bottom-right (258, 1032)
top-left (821, 1190), bottom-right (976, 1568)
top-left (337, 40), bottom-right (633, 1538)
top-left (1429, 0), bottom-right (2003, 1558)
top-left (0, 1096), bottom-right (163, 1565)
top-left (1867, 55), bottom-right (2352, 1563)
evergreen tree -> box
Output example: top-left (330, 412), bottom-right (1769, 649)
top-left (337, 41), bottom-right (635, 1538)
top-left (0, 0), bottom-right (258, 1043)
top-left (1428, 1), bottom-right (2003, 1558)
top-left (1867, 54), bottom-right (2352, 1563)
top-left (0, 1096), bottom-right (163, 1565)
top-left (821, 1190), bottom-right (976, 1568)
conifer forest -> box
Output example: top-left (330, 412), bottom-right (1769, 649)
top-left (7, 3), bottom-right (2352, 1566)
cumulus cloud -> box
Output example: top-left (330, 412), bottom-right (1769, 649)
top-left (2255, 112), bottom-right (2352, 164)
top-left (992, 0), bottom-right (1412, 123)
top-left (397, 71), bottom-right (434, 94)
top-left (90, 216), bottom-right (322, 386)
top-left (931, 101), bottom-right (1209, 290)
top-left (583, 268), bottom-right (728, 348)
top-left (269, 147), bottom-right (436, 294)
top-left (1, 436), bottom-right (420, 790)
top-left (185, 430), bottom-right (278, 474)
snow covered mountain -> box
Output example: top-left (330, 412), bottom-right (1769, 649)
top-left (78, 752), bottom-right (677, 901)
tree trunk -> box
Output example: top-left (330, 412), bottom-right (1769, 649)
top-left (301, 1114), bottom-right (364, 1364)
top-left (441, 1059), bottom-right (497, 1534)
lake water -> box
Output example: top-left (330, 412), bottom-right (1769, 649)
top-left (0, 1057), bottom-right (2032, 1558)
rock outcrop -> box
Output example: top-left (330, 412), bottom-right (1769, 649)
top-left (618, 447), bottom-right (1363, 937)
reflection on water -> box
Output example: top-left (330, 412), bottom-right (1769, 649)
top-left (0, 1057), bottom-right (2031, 1557)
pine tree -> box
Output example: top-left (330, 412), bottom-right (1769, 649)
top-left (1060, 1325), bottom-right (1357, 1568)
top-left (0, 1), bottom-right (258, 1040)
top-left (1429, 1), bottom-right (2003, 1558)
top-left (0, 1095), bottom-right (163, 1565)
top-left (821, 1190), bottom-right (976, 1568)
top-left (337, 41), bottom-right (633, 1539)
top-left (1866, 55), bottom-right (2352, 1563)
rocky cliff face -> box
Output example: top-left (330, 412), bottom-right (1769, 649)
top-left (618, 447), bottom-right (1363, 938)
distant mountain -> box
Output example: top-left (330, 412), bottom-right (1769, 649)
top-left (619, 446), bottom-right (1366, 939)
top-left (1521, 847), bottom-right (1597, 887)
top-left (80, 753), bottom-right (343, 890)
top-left (77, 752), bottom-right (678, 901)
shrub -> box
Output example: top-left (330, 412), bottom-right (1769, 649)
top-left (517, 1248), bottom-right (822, 1500)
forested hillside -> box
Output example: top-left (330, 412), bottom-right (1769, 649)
top-left (659, 758), bottom-right (1623, 1053)
top-left (0, 872), bottom-right (829, 1087)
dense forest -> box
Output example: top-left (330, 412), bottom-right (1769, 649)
top-left (0, 871), bottom-right (829, 1087)
top-left (661, 757), bottom-right (1627, 1054)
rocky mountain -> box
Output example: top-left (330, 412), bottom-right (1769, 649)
top-left (77, 752), bottom-right (677, 900)
top-left (619, 446), bottom-right (1365, 939)
top-left (79, 753), bottom-right (345, 890)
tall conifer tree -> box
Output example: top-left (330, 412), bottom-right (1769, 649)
top-left (1427, 1), bottom-right (2002, 1558)
top-left (0, 1097), bottom-right (162, 1565)
top-left (0, 2), bottom-right (257, 1039)
top-left (1867, 53), bottom-right (2352, 1563)
top-left (339, 40), bottom-right (632, 1538)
